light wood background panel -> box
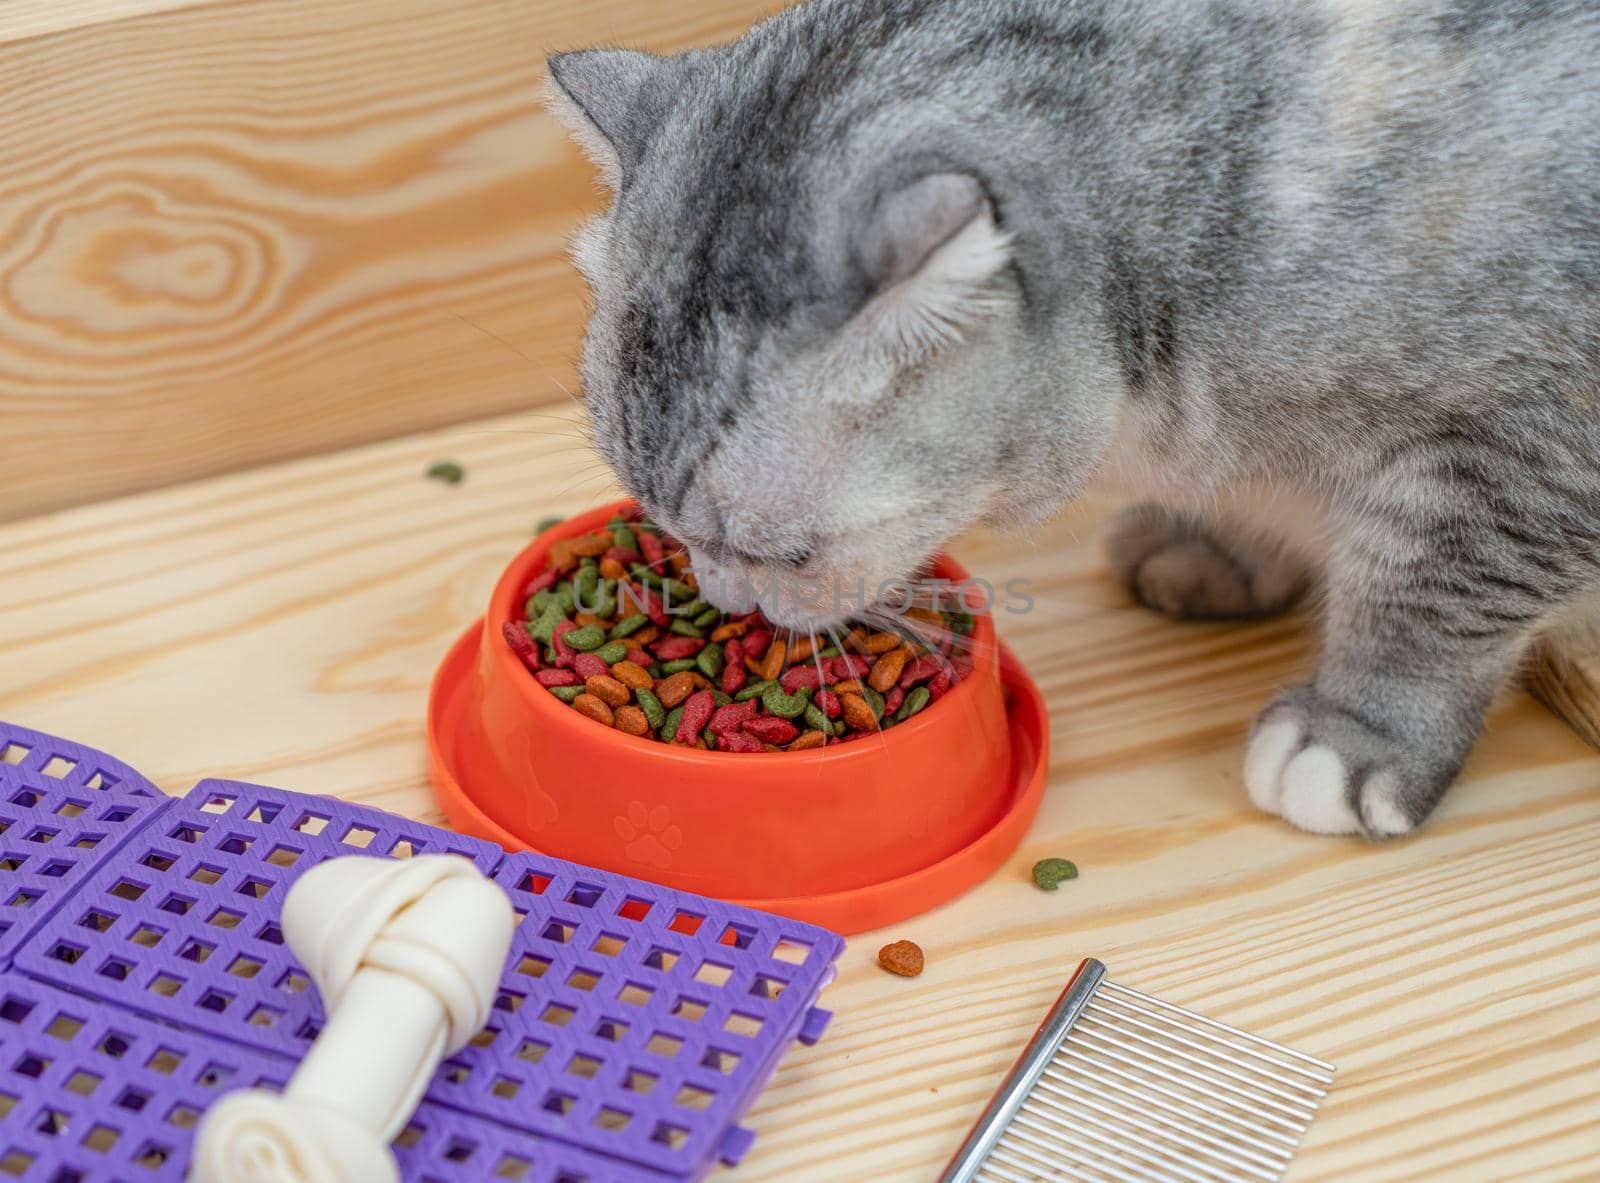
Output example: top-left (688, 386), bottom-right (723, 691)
top-left (0, 0), bottom-right (777, 523)
top-left (2, 408), bottom-right (1594, 1180)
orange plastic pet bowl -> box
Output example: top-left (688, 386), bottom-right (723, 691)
top-left (428, 501), bottom-right (1050, 935)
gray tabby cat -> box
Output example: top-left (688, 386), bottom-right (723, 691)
top-left (545, 0), bottom-right (1600, 838)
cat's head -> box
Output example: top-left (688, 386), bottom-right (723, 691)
top-left (547, 38), bottom-right (1116, 627)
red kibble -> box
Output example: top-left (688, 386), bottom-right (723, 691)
top-left (779, 666), bottom-right (822, 692)
top-left (676, 690), bottom-right (714, 744)
top-left (951, 657), bottom-right (974, 680)
top-left (518, 568), bottom-right (560, 600)
top-left (816, 689), bottom-right (842, 719)
top-left (884, 687), bottom-right (905, 715)
top-left (625, 647), bottom-right (653, 667)
top-left (825, 655), bottom-right (870, 681)
top-left (722, 640), bottom-right (747, 695)
top-left (709, 701), bottom-right (760, 736)
top-left (718, 731), bottom-right (765, 753)
top-left (743, 717), bottom-right (800, 745)
top-left (899, 654), bottom-right (943, 689)
top-left (534, 668), bottom-right (578, 688)
top-left (640, 587), bottom-right (672, 627)
top-left (551, 619), bottom-right (578, 668)
top-left (927, 670), bottom-right (953, 700)
top-left (502, 622), bottom-right (543, 672)
top-left (573, 652), bottom-right (610, 680)
top-left (652, 635), bottom-right (706, 660)
top-left (743, 629), bottom-right (773, 660)
top-left (603, 546), bottom-right (641, 566)
top-left (639, 531), bottom-right (664, 565)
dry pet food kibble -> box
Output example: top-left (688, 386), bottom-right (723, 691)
top-left (505, 508), bottom-right (975, 752)
top-left (427, 460), bottom-right (465, 485)
top-left (1032, 858), bottom-right (1079, 891)
top-left (877, 940), bottom-right (925, 977)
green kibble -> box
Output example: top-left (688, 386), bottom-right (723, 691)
top-left (574, 565), bottom-right (600, 608)
top-left (818, 646), bottom-right (841, 659)
top-left (763, 684), bottom-right (811, 719)
top-left (660, 705), bottom-right (685, 743)
top-left (804, 703), bottom-right (831, 733)
top-left (692, 606), bottom-right (720, 629)
top-left (535, 515), bottom-right (566, 534)
top-left (612, 527), bottom-right (637, 551)
top-left (427, 460), bottom-right (464, 485)
top-left (529, 603), bottom-right (566, 645)
top-left (712, 690), bottom-right (732, 708)
top-left (696, 643), bottom-right (725, 680)
top-left (660, 658), bottom-right (699, 675)
top-left (951, 613), bottom-right (975, 636)
top-left (595, 642), bottom-right (629, 664)
top-left (593, 579), bottom-right (617, 618)
top-left (832, 718), bottom-right (848, 737)
top-left (864, 687), bottom-right (886, 719)
top-left (647, 663), bottom-right (664, 678)
top-left (630, 564), bottom-right (665, 588)
top-left (664, 579), bottom-right (699, 606)
top-left (552, 583), bottom-right (576, 616)
top-left (894, 686), bottom-right (932, 722)
top-left (636, 689), bottom-right (666, 730)
top-left (565, 625), bottom-right (606, 652)
top-left (1032, 858), bottom-right (1079, 892)
top-left (703, 733), bottom-right (718, 751)
top-left (609, 613), bottom-right (649, 638)
top-left (579, 555), bottom-right (598, 570)
top-left (669, 618), bottom-right (705, 639)
top-left (549, 685), bottom-right (585, 704)
top-left (735, 679), bottom-right (776, 702)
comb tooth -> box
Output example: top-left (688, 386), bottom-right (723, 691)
top-left (1086, 996), bottom-right (1330, 1099)
top-left (1016, 1102), bottom-right (1226, 1183)
top-left (1004, 1119), bottom-right (1158, 1183)
top-left (988, 1144), bottom-right (1097, 1183)
top-left (1055, 1035), bottom-right (1311, 1139)
top-left (1044, 1059), bottom-right (1296, 1167)
top-left (1031, 1075), bottom-right (1283, 1180)
top-left (1099, 982), bottom-right (1336, 1080)
top-left (1074, 1014), bottom-right (1323, 1123)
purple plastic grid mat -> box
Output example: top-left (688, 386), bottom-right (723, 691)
top-left (0, 723), bottom-right (169, 969)
top-left (15, 779), bottom-right (504, 1056)
top-left (0, 973), bottom-right (664, 1183)
top-left (2, 733), bottom-right (845, 1183)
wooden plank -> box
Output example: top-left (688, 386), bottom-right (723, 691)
top-left (2, 407), bottom-right (1596, 1180)
top-left (1526, 642), bottom-right (1600, 751)
top-left (0, 0), bottom-right (777, 522)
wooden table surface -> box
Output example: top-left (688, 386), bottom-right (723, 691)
top-left (2, 405), bottom-right (1596, 1183)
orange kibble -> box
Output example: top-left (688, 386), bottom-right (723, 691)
top-left (869, 646), bottom-right (911, 692)
top-left (632, 625), bottom-right (661, 646)
top-left (585, 675), bottom-right (631, 708)
top-left (614, 705), bottom-right (650, 736)
top-left (611, 661), bottom-right (653, 691)
top-left (710, 620), bottom-right (749, 643)
top-left (571, 694), bottom-right (615, 727)
top-left (655, 672), bottom-right (696, 708)
top-left (574, 613), bottom-right (606, 630)
top-left (788, 730), bottom-right (827, 751)
top-left (745, 655), bottom-right (764, 675)
top-left (685, 672), bottom-right (714, 692)
top-left (678, 570), bottom-right (699, 594)
top-left (548, 540), bottom-right (576, 570)
top-left (788, 634), bottom-right (817, 663)
top-left (760, 638), bottom-right (788, 683)
top-left (830, 679), bottom-right (864, 696)
top-left (667, 551), bottom-right (692, 575)
top-left (840, 693), bottom-right (877, 731)
top-left (599, 558), bottom-right (629, 581)
top-left (571, 533), bottom-right (612, 557)
top-left (878, 940), bottom-right (924, 977)
top-left (862, 632), bottom-right (902, 655)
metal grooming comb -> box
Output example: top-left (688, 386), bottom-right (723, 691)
top-left (940, 959), bottom-right (1335, 1183)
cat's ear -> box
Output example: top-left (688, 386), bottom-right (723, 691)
top-left (852, 173), bottom-right (1013, 363)
top-left (545, 49), bottom-right (673, 190)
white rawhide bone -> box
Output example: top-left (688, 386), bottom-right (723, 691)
top-left (191, 854), bottom-right (516, 1183)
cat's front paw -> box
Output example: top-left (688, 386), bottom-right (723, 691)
top-left (1243, 685), bottom-right (1449, 837)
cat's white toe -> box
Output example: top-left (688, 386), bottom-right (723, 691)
top-left (1277, 745), bottom-right (1361, 835)
top-left (1357, 772), bottom-right (1417, 837)
top-left (1243, 717), bottom-right (1302, 814)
